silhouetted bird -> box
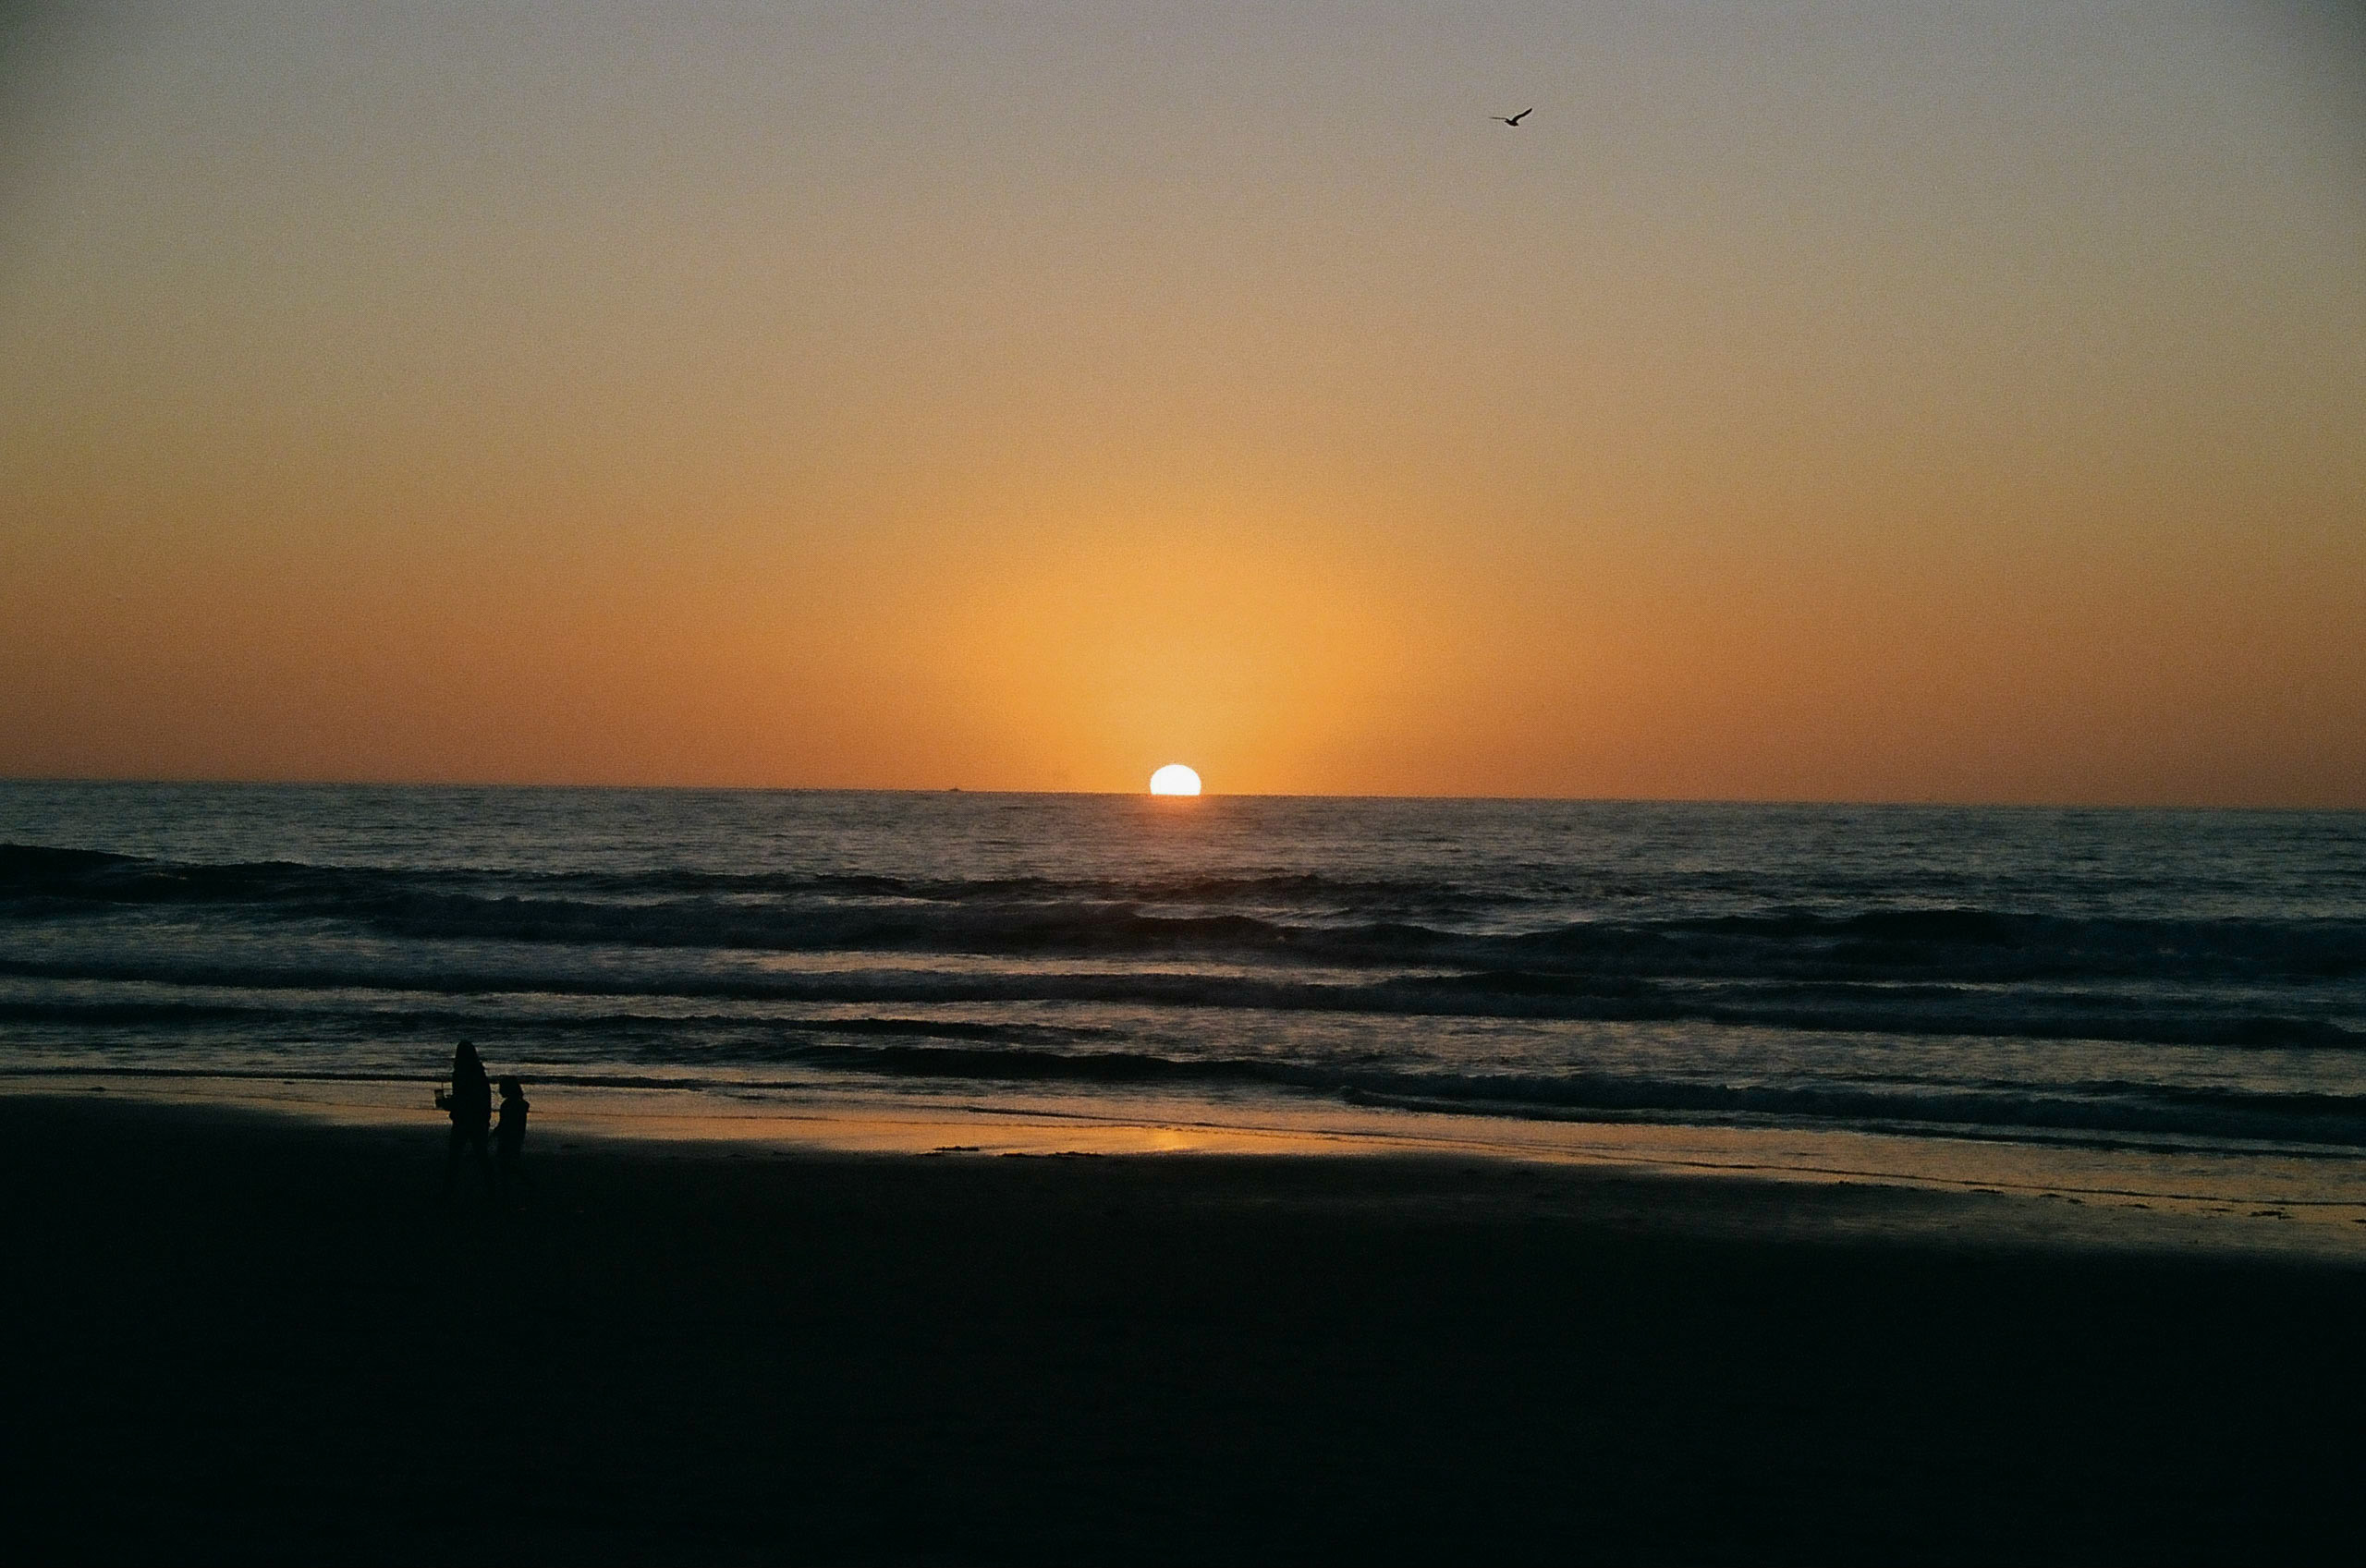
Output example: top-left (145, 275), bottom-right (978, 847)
top-left (1492, 108), bottom-right (1532, 127)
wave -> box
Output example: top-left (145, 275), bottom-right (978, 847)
top-left (0, 845), bottom-right (1506, 918)
top-left (725, 1039), bottom-right (2366, 1150)
top-left (8, 844), bottom-right (2361, 991)
top-left (14, 1017), bottom-right (2360, 1151)
top-left (0, 996), bottom-right (1120, 1053)
top-left (2, 951), bottom-right (2354, 1052)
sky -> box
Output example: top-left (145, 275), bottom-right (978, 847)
top-left (3, 0), bottom-right (2360, 803)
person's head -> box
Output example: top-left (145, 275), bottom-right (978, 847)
top-left (500, 1077), bottom-right (523, 1100)
top-left (455, 1039), bottom-right (482, 1072)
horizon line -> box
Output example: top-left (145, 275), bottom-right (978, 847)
top-left (0, 774), bottom-right (2357, 815)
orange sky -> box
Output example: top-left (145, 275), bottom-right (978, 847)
top-left (3, 3), bottom-right (2360, 803)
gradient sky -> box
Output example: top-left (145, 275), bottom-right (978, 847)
top-left (3, 1), bottom-right (2360, 802)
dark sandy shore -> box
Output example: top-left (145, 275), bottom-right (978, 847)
top-left (5, 1094), bottom-right (2363, 1566)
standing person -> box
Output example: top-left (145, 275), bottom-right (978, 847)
top-left (443, 1039), bottom-right (494, 1197)
top-left (493, 1077), bottom-right (531, 1200)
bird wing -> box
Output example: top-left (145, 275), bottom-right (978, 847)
top-left (1510, 107), bottom-right (1531, 124)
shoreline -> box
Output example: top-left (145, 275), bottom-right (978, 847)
top-left (6, 1093), bottom-right (2366, 1562)
top-left (18, 1070), bottom-right (2366, 1265)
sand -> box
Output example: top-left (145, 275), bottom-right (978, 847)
top-left (5, 1092), bottom-right (2363, 1565)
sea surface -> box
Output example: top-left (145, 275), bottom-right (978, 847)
top-left (6, 783), bottom-right (2364, 1211)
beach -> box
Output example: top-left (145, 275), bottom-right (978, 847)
top-left (12, 2), bottom-right (2363, 1559)
top-left (6, 1092), bottom-right (2362, 1565)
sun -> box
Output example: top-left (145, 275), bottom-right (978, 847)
top-left (1149, 763), bottom-right (1202, 796)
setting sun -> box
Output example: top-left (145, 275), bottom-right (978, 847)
top-left (1149, 764), bottom-right (1202, 796)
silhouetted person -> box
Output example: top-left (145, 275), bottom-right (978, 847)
top-left (444, 1039), bottom-right (494, 1197)
top-left (494, 1077), bottom-right (531, 1199)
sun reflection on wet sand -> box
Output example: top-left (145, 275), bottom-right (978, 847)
top-left (30, 1073), bottom-right (2366, 1260)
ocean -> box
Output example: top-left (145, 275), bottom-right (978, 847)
top-left (5, 782), bottom-right (2363, 1214)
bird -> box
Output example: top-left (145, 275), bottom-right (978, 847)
top-left (1492, 108), bottom-right (1532, 127)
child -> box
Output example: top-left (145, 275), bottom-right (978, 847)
top-left (493, 1077), bottom-right (531, 1198)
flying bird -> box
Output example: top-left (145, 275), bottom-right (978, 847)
top-left (1492, 108), bottom-right (1532, 127)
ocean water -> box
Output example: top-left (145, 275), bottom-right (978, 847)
top-left (5, 783), bottom-right (2364, 1207)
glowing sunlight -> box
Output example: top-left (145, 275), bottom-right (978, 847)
top-left (1149, 764), bottom-right (1203, 796)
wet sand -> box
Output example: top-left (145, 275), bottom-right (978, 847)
top-left (5, 1093), bottom-right (2363, 1565)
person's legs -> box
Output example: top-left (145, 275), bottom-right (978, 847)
top-left (447, 1122), bottom-right (494, 1198)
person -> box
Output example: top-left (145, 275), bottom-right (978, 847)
top-left (443, 1039), bottom-right (494, 1197)
top-left (493, 1077), bottom-right (531, 1199)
